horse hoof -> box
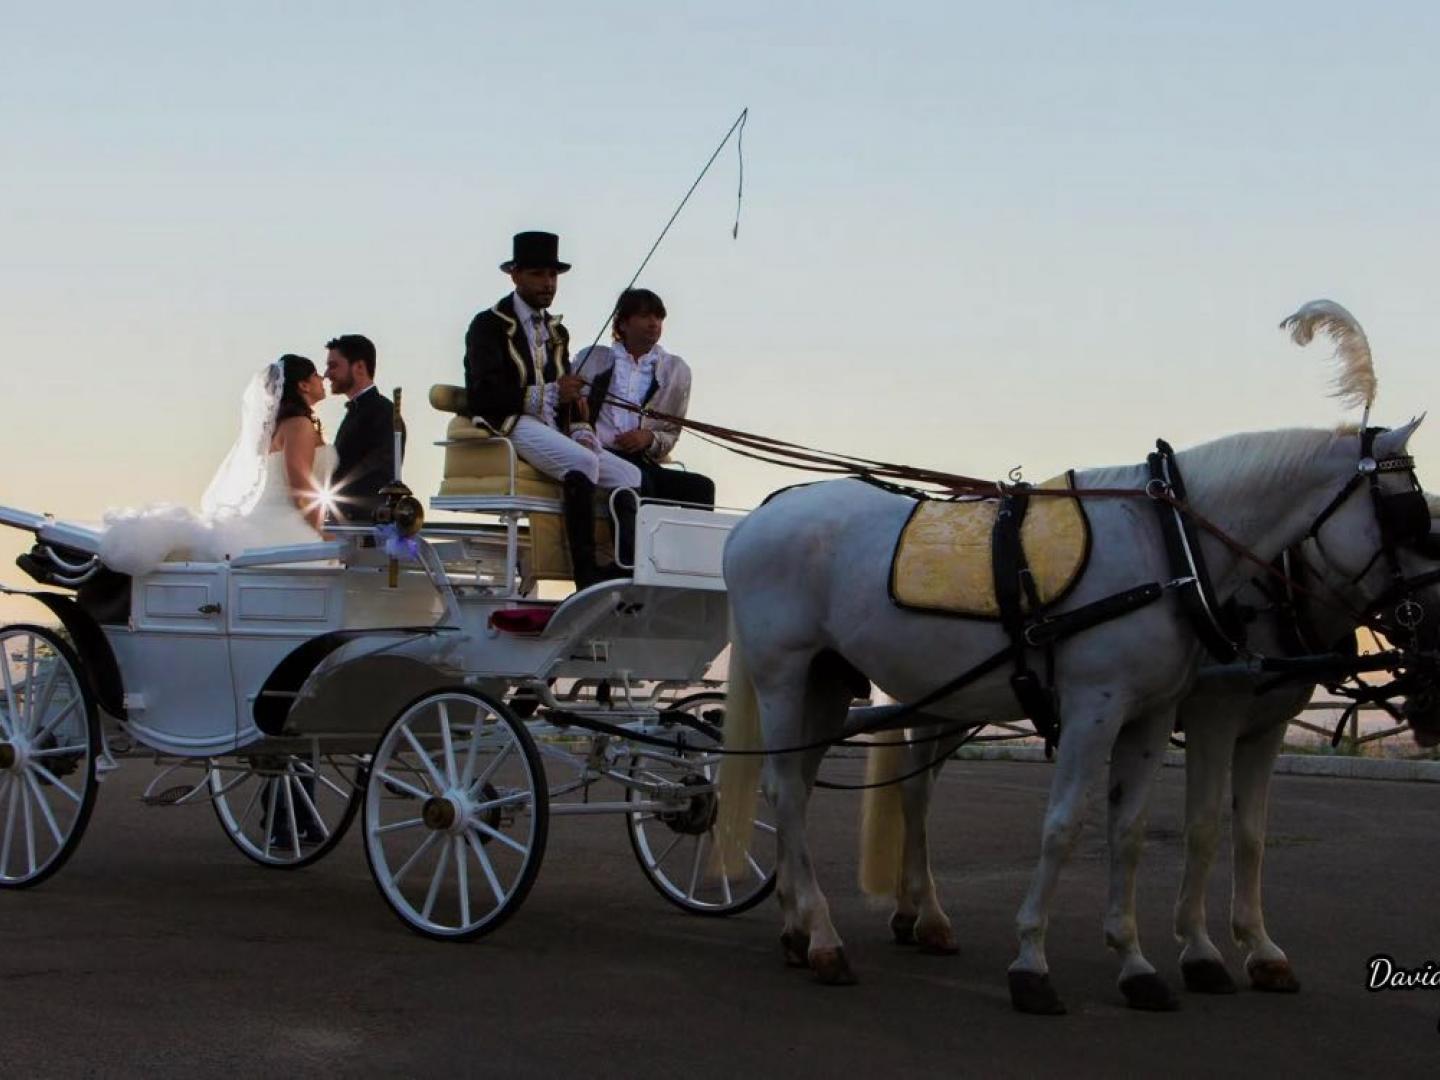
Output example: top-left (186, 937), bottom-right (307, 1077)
top-left (890, 912), bottom-right (918, 946)
top-left (1120, 972), bottom-right (1181, 1011)
top-left (810, 947), bottom-right (858, 986)
top-left (1248, 959), bottom-right (1301, 993)
top-left (1008, 970), bottom-right (1066, 1015)
top-left (1182, 959), bottom-right (1238, 995)
top-left (780, 931), bottom-right (811, 969)
top-left (915, 923), bottom-right (960, 956)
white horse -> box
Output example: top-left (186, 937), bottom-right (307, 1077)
top-left (857, 508), bottom-right (1440, 1001)
top-left (855, 303), bottom-right (1440, 1004)
top-left (714, 327), bottom-right (1428, 1013)
top-left (1170, 500), bottom-right (1440, 996)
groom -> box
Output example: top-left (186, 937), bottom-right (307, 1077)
top-left (324, 334), bottom-right (406, 524)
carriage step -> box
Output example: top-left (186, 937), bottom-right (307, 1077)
top-left (142, 784), bottom-right (199, 807)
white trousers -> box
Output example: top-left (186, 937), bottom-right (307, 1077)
top-left (510, 416), bottom-right (642, 489)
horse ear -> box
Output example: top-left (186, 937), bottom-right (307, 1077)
top-left (1374, 414), bottom-right (1425, 455)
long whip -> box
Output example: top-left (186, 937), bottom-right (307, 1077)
top-left (572, 107), bottom-right (747, 377)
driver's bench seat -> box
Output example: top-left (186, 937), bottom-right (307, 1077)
top-left (429, 385), bottom-right (611, 583)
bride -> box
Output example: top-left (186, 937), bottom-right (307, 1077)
top-left (101, 355), bottom-right (337, 574)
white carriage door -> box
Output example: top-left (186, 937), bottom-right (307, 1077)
top-left (110, 566), bottom-right (241, 755)
top-left (226, 569), bottom-right (347, 743)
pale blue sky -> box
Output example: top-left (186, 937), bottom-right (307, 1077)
top-left (2, 1), bottom-right (1437, 577)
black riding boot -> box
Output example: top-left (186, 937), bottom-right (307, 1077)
top-left (562, 471), bottom-right (603, 589)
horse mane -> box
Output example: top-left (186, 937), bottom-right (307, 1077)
top-left (1280, 300), bottom-right (1377, 413)
top-left (1173, 428), bottom-right (1347, 509)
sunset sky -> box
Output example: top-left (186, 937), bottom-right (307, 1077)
top-left (3, 1), bottom-right (1438, 614)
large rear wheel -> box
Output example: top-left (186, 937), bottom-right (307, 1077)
top-left (0, 625), bottom-right (100, 888)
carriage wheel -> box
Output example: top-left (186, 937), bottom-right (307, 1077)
top-left (210, 753), bottom-right (365, 869)
top-left (625, 691), bottom-right (777, 916)
top-left (363, 689), bottom-right (548, 941)
top-left (0, 625), bottom-right (100, 888)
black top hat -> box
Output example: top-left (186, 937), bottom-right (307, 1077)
top-left (500, 231), bottom-right (571, 274)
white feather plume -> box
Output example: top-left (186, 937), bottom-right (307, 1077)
top-left (1279, 299), bottom-right (1376, 412)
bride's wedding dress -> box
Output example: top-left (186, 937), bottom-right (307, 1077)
top-left (101, 446), bottom-right (336, 576)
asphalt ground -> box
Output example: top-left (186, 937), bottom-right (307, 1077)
top-left (2, 758), bottom-right (1437, 1078)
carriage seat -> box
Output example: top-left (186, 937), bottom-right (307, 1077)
top-left (429, 384), bottom-right (610, 581)
top-left (429, 385), bottom-right (562, 502)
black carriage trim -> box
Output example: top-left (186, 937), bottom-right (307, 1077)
top-left (253, 626), bottom-right (458, 736)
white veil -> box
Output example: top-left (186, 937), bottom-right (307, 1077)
top-left (201, 360), bottom-right (284, 518)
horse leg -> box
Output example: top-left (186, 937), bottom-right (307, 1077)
top-left (896, 737), bottom-right (960, 955)
top-left (765, 661), bottom-right (854, 984)
top-left (1174, 706), bottom-right (1239, 994)
top-left (1231, 719), bottom-right (1299, 993)
top-left (1102, 707), bottom-right (1181, 1011)
top-left (1009, 692), bottom-right (1119, 1016)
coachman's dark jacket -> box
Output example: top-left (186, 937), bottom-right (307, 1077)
top-left (463, 294), bottom-right (573, 434)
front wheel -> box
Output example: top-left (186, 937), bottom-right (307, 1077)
top-left (363, 690), bottom-right (548, 941)
top-left (0, 625), bottom-right (100, 888)
top-left (625, 691), bottom-right (777, 916)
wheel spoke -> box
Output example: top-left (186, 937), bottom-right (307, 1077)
top-left (717, 841), bottom-right (734, 905)
top-left (390, 831), bottom-right (439, 886)
top-left (469, 816), bottom-right (527, 855)
top-left (459, 706), bottom-right (482, 788)
top-left (281, 772), bottom-right (302, 861)
top-left (438, 702), bottom-right (458, 788)
top-left (753, 820), bottom-right (778, 835)
top-left (33, 698), bottom-right (80, 745)
top-left (376, 770), bottom-right (431, 802)
top-left (28, 744), bottom-right (88, 758)
top-left (19, 637), bottom-right (36, 733)
top-left (465, 830), bottom-right (506, 905)
top-left (28, 762), bottom-right (81, 804)
top-left (289, 766), bottom-right (329, 842)
top-left (262, 780), bottom-right (280, 860)
top-left (453, 836), bottom-right (471, 927)
top-left (22, 774), bottom-right (36, 875)
top-left (467, 738), bottom-right (514, 796)
top-left (470, 789), bottom-right (534, 814)
top-left (650, 830), bottom-right (685, 870)
top-left (293, 760), bottom-right (350, 801)
top-left (374, 816), bottom-right (425, 835)
top-left (0, 643), bottom-right (22, 737)
top-left (401, 725), bottom-right (448, 793)
top-left (235, 774), bottom-right (264, 828)
top-left (686, 833), bottom-right (706, 901)
top-left (23, 771), bottom-right (65, 846)
top-left (421, 836), bottom-right (452, 921)
top-left (0, 776), bottom-right (18, 877)
top-left (746, 851), bottom-right (766, 882)
top-left (28, 649), bottom-right (65, 741)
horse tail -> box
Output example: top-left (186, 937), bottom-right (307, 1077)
top-left (712, 617), bottom-right (764, 879)
top-left (1280, 299), bottom-right (1376, 412)
top-left (858, 736), bottom-right (908, 898)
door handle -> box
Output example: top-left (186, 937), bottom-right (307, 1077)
top-left (197, 602), bottom-right (222, 615)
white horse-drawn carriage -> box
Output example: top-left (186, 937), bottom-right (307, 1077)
top-left (0, 384), bottom-right (775, 939)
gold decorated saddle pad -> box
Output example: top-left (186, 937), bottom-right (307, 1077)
top-left (889, 472), bottom-right (1091, 619)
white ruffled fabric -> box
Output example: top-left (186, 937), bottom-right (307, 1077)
top-left (100, 447), bottom-right (336, 576)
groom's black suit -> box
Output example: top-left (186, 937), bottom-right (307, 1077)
top-left (332, 386), bottom-right (406, 524)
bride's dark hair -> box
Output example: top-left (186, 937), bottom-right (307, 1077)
top-left (274, 354), bottom-right (318, 426)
